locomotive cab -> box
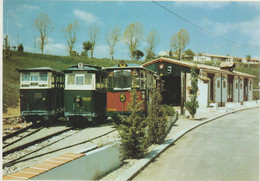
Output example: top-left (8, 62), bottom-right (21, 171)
top-left (18, 67), bottom-right (64, 123)
top-left (63, 63), bottom-right (106, 124)
top-left (105, 62), bottom-right (157, 118)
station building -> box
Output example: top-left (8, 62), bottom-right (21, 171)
top-left (142, 58), bottom-right (255, 108)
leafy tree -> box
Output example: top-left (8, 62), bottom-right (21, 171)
top-left (123, 22), bottom-right (143, 61)
top-left (145, 30), bottom-right (159, 61)
top-left (133, 49), bottom-right (144, 61)
top-left (89, 25), bottom-right (99, 58)
top-left (34, 13), bottom-right (54, 54)
top-left (184, 66), bottom-right (199, 119)
top-left (63, 21), bottom-right (79, 56)
top-left (3, 35), bottom-right (11, 59)
top-left (116, 89), bottom-right (147, 159)
top-left (185, 48), bottom-right (195, 60)
top-left (18, 43), bottom-right (24, 53)
top-left (169, 49), bottom-right (173, 58)
top-left (105, 27), bottom-right (121, 60)
top-left (145, 86), bottom-right (167, 146)
top-left (82, 41), bottom-right (93, 57)
top-left (170, 29), bottom-right (190, 60)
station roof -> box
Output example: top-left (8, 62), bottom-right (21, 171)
top-left (143, 58), bottom-right (255, 78)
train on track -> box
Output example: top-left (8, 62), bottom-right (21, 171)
top-left (18, 62), bottom-right (159, 125)
top-left (18, 67), bottom-right (64, 124)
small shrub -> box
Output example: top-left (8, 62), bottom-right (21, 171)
top-left (184, 66), bottom-right (199, 119)
top-left (163, 105), bottom-right (175, 116)
top-left (145, 86), bottom-right (167, 146)
top-left (116, 89), bottom-right (147, 159)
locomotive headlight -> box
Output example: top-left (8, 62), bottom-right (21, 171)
top-left (76, 96), bottom-right (81, 102)
top-left (43, 98), bottom-right (46, 101)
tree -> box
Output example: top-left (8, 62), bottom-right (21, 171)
top-left (3, 35), bottom-right (11, 59)
top-left (89, 25), bottom-right (99, 58)
top-left (170, 29), bottom-right (190, 60)
top-left (185, 48), bottom-right (195, 60)
top-left (145, 30), bottom-right (160, 61)
top-left (105, 27), bottom-right (121, 60)
top-left (82, 41), bottom-right (93, 57)
top-left (116, 89), bottom-right (147, 159)
top-left (145, 86), bottom-right (167, 146)
top-left (63, 21), bottom-right (79, 56)
top-left (123, 22), bottom-right (143, 61)
top-left (34, 13), bottom-right (54, 54)
top-left (18, 43), bottom-right (24, 53)
top-left (133, 49), bottom-right (144, 61)
top-left (184, 66), bottom-right (199, 119)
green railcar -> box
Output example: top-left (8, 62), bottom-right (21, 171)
top-left (18, 67), bottom-right (64, 123)
top-left (63, 62), bottom-right (106, 124)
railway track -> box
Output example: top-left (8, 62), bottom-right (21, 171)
top-left (3, 124), bottom-right (117, 170)
top-left (3, 127), bottom-right (72, 157)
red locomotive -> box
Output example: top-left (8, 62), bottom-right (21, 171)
top-left (105, 61), bottom-right (158, 119)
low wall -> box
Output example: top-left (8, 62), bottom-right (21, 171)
top-left (31, 142), bottom-right (122, 180)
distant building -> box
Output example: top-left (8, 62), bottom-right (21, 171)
top-left (193, 53), bottom-right (231, 62)
top-left (242, 58), bottom-right (259, 64)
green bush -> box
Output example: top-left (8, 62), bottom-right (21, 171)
top-left (163, 105), bottom-right (175, 116)
top-left (116, 89), bottom-right (147, 159)
top-left (145, 86), bottom-right (167, 146)
top-left (184, 66), bottom-right (199, 118)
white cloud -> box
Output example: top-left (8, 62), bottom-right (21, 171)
top-left (45, 43), bottom-right (67, 55)
top-left (174, 2), bottom-right (230, 9)
top-left (16, 22), bottom-right (24, 28)
top-left (73, 9), bottom-right (102, 25)
top-left (202, 16), bottom-right (260, 48)
top-left (22, 5), bottom-right (40, 11)
top-left (8, 10), bottom-right (18, 19)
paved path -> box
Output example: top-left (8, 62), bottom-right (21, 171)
top-left (134, 108), bottom-right (259, 181)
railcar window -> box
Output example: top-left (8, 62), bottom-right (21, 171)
top-left (76, 75), bottom-right (84, 85)
top-left (40, 73), bottom-right (47, 81)
top-left (67, 74), bottom-right (75, 85)
top-left (22, 73), bottom-right (30, 81)
top-left (31, 75), bottom-right (39, 81)
top-left (84, 73), bottom-right (92, 85)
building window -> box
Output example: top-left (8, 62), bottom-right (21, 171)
top-left (236, 82), bottom-right (238, 89)
top-left (250, 82), bottom-right (252, 91)
top-left (217, 80), bottom-right (220, 88)
top-left (223, 81), bottom-right (226, 88)
top-left (240, 83), bottom-right (243, 89)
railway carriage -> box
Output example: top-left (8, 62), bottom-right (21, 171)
top-left (63, 62), bottom-right (106, 124)
top-left (105, 62), bottom-right (158, 119)
top-left (18, 67), bottom-right (64, 124)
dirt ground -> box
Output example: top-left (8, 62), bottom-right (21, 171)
top-left (3, 106), bottom-right (20, 119)
top-left (2, 105), bottom-right (30, 135)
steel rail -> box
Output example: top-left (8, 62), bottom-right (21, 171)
top-left (3, 128), bottom-right (116, 168)
top-left (3, 124), bottom-right (34, 141)
top-left (3, 127), bottom-right (44, 149)
top-left (3, 127), bottom-right (72, 157)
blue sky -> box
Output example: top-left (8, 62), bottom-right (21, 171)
top-left (3, 1), bottom-right (260, 60)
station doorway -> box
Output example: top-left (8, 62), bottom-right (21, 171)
top-left (161, 76), bottom-right (181, 106)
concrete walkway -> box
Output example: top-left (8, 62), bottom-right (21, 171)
top-left (102, 101), bottom-right (259, 181)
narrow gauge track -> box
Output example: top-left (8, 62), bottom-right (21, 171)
top-left (3, 126), bottom-right (44, 149)
top-left (3, 127), bottom-right (72, 157)
top-left (3, 128), bottom-right (116, 168)
top-left (3, 124), bottom-right (34, 141)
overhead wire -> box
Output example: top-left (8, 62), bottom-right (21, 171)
top-left (152, 0), bottom-right (259, 50)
